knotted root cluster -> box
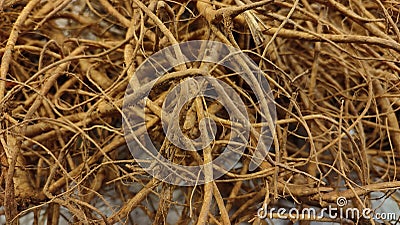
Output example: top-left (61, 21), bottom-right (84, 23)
top-left (0, 0), bottom-right (399, 224)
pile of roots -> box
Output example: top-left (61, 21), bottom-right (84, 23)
top-left (1, 0), bottom-right (399, 224)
